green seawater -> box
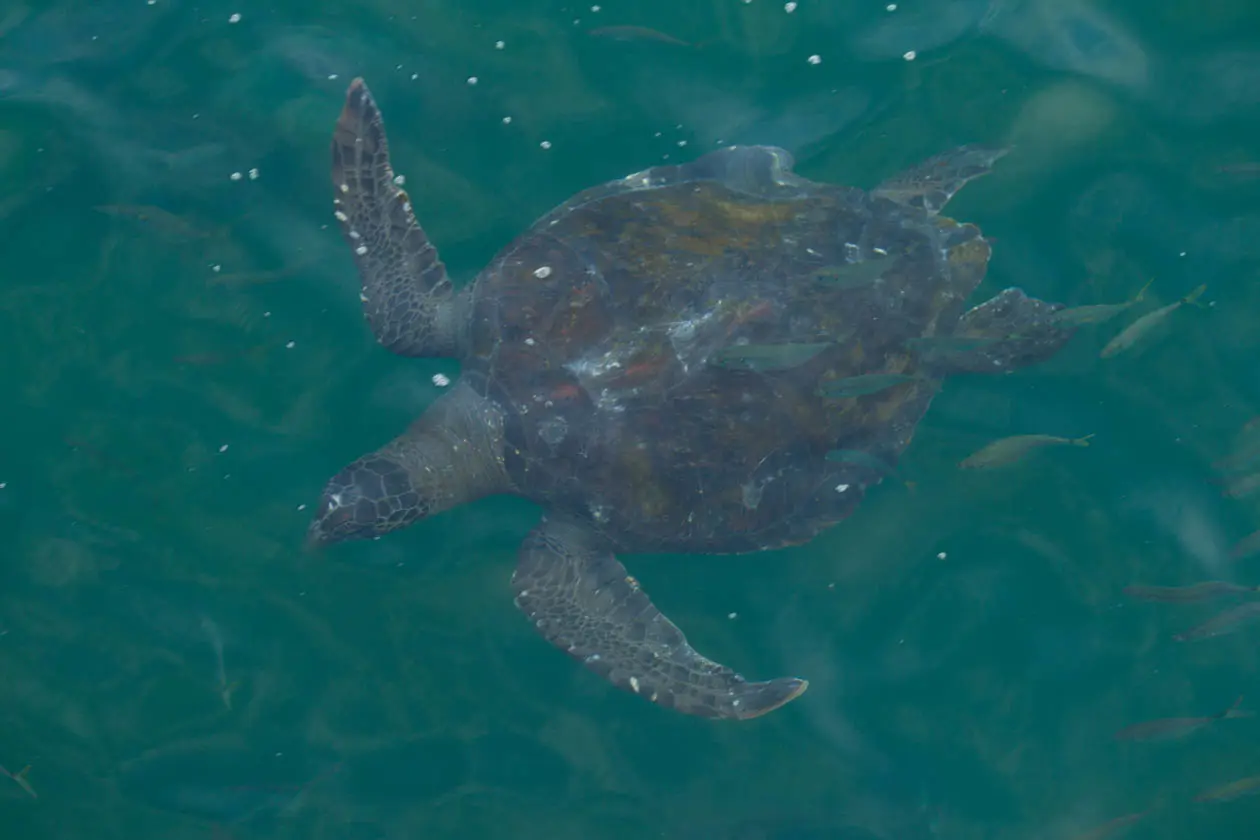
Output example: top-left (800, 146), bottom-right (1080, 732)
top-left (3, 0), bottom-right (1260, 837)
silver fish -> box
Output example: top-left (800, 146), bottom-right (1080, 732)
top-left (817, 373), bottom-right (919, 398)
top-left (1175, 601), bottom-right (1260, 642)
top-left (1052, 278), bottom-right (1152, 326)
top-left (808, 256), bottom-right (894, 288)
top-left (959, 433), bottom-right (1093, 469)
top-left (1124, 581), bottom-right (1260, 603)
top-left (1100, 284), bottom-right (1206, 358)
top-left (710, 342), bottom-right (831, 372)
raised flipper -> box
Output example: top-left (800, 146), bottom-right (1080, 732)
top-left (332, 78), bottom-right (465, 357)
top-left (873, 145), bottom-right (1009, 215)
top-left (511, 515), bottom-right (808, 720)
top-left (914, 288), bottom-right (1075, 374)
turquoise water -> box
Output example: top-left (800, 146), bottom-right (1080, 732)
top-left (3, 0), bottom-right (1260, 837)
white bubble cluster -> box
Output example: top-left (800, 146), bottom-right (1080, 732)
top-left (807, 54), bottom-right (821, 65)
top-left (432, 373), bottom-right (451, 387)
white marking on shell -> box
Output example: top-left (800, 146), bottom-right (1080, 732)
top-left (355, 245), bottom-right (368, 255)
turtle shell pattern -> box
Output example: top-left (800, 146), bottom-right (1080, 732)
top-left (457, 146), bottom-right (991, 554)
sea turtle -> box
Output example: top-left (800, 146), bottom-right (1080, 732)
top-left (308, 79), bottom-right (1074, 720)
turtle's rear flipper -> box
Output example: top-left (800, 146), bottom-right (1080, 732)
top-left (873, 145), bottom-right (1009, 215)
top-left (916, 288), bottom-right (1076, 374)
top-left (512, 516), bottom-right (808, 720)
top-left (332, 78), bottom-right (464, 357)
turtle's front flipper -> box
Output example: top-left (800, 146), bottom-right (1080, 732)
top-left (873, 145), bottom-right (1009, 215)
top-left (512, 516), bottom-right (808, 720)
top-left (916, 288), bottom-right (1075, 374)
top-left (331, 78), bottom-right (465, 357)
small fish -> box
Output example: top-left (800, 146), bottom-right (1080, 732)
top-left (201, 616), bottom-right (236, 711)
top-left (172, 344), bottom-right (270, 367)
top-left (208, 262), bottom-right (311, 287)
top-left (1072, 810), bottom-right (1150, 840)
top-left (1195, 774), bottom-right (1260, 803)
top-left (1230, 529), bottom-right (1260, 560)
top-left (959, 433), bottom-right (1094, 469)
top-left (710, 342), bottom-right (831, 372)
top-left (817, 373), bottom-right (919, 399)
top-left (824, 449), bottom-right (914, 489)
top-left (587, 25), bottom-right (691, 46)
top-left (95, 204), bottom-right (211, 240)
top-left (1052, 279), bottom-right (1153, 327)
top-left (1114, 697), bottom-right (1251, 741)
top-left (1213, 437), bottom-right (1260, 472)
top-left (1100, 284), bottom-right (1207, 359)
top-left (1123, 581), bottom-right (1260, 603)
top-left (1217, 470), bottom-right (1260, 499)
top-left (1175, 601), bottom-right (1260, 642)
top-left (1217, 163), bottom-right (1260, 177)
top-left (808, 256), bottom-right (894, 288)
top-left (0, 763), bottom-right (37, 799)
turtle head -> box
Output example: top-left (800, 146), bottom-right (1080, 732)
top-left (305, 454), bottom-right (429, 549)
